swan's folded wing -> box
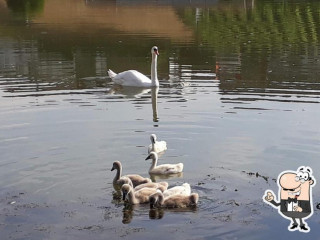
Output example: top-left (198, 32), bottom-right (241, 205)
top-left (113, 70), bottom-right (151, 86)
top-left (161, 164), bottom-right (181, 174)
top-left (154, 141), bottom-right (167, 153)
top-left (165, 167), bottom-right (176, 173)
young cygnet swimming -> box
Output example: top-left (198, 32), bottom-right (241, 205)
top-left (111, 161), bottom-right (151, 189)
top-left (116, 176), bottom-right (134, 188)
top-left (134, 181), bottom-right (169, 192)
top-left (145, 152), bottom-right (183, 175)
top-left (149, 192), bottom-right (199, 208)
top-left (163, 183), bottom-right (191, 198)
top-left (122, 184), bottom-right (159, 204)
top-left (148, 134), bottom-right (167, 154)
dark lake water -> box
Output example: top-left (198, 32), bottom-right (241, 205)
top-left (1, 0), bottom-right (320, 239)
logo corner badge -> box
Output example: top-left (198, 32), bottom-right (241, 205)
top-left (263, 166), bottom-right (315, 233)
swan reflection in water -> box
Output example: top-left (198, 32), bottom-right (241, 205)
top-left (149, 208), bottom-right (164, 219)
top-left (149, 205), bottom-right (198, 220)
top-left (108, 84), bottom-right (151, 97)
top-left (151, 87), bottom-right (159, 123)
top-left (121, 203), bottom-right (198, 223)
top-left (122, 204), bottom-right (135, 224)
top-left (107, 85), bottom-right (159, 123)
top-left (149, 172), bottom-right (183, 182)
top-left (111, 190), bottom-right (123, 204)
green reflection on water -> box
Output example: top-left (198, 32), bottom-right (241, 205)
top-left (0, 0), bottom-right (319, 92)
top-left (6, 0), bottom-right (45, 19)
top-left (178, 0), bottom-right (320, 52)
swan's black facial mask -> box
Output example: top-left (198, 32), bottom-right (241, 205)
top-left (153, 48), bottom-right (159, 55)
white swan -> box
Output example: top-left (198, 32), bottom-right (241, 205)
top-left (163, 183), bottom-right (191, 198)
top-left (108, 46), bottom-right (160, 87)
top-left (145, 152), bottom-right (183, 175)
top-left (121, 184), bottom-right (158, 204)
top-left (111, 161), bottom-right (151, 189)
top-left (148, 134), bottom-right (167, 153)
top-left (134, 181), bottom-right (169, 193)
top-left (149, 192), bottom-right (199, 208)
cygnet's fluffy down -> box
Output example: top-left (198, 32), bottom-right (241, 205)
top-left (148, 134), bottom-right (167, 153)
top-left (145, 152), bottom-right (183, 175)
top-left (134, 181), bottom-right (169, 192)
top-left (111, 161), bottom-right (151, 189)
top-left (163, 183), bottom-right (191, 198)
top-left (149, 192), bottom-right (199, 208)
top-left (121, 184), bottom-right (158, 204)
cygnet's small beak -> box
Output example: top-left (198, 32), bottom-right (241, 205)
top-left (122, 192), bottom-right (127, 201)
top-left (111, 166), bottom-right (115, 171)
top-left (145, 155), bottom-right (151, 161)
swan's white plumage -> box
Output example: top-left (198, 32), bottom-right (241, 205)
top-left (108, 46), bottom-right (159, 87)
top-left (163, 183), bottom-right (191, 198)
top-left (145, 152), bottom-right (183, 175)
top-left (148, 134), bottom-right (167, 153)
top-left (108, 70), bottom-right (153, 87)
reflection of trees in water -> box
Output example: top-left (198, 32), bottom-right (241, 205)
top-left (178, 0), bottom-right (320, 51)
top-left (1, 0), bottom-right (320, 97)
top-left (6, 0), bottom-right (45, 17)
top-left (176, 1), bottom-right (320, 93)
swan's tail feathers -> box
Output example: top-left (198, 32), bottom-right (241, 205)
top-left (108, 69), bottom-right (117, 79)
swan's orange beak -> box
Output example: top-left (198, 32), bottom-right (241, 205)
top-left (154, 49), bottom-right (159, 55)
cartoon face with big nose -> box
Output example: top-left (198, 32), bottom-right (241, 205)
top-left (263, 166), bottom-right (315, 233)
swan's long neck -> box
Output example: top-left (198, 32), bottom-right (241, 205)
top-left (151, 54), bottom-right (159, 86)
top-left (158, 193), bottom-right (165, 205)
top-left (114, 165), bottom-right (122, 182)
top-left (127, 189), bottom-right (139, 204)
top-left (149, 157), bottom-right (158, 172)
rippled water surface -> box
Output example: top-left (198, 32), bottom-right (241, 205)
top-left (1, 0), bottom-right (320, 239)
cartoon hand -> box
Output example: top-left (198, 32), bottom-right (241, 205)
top-left (293, 206), bottom-right (303, 212)
top-left (264, 191), bottom-right (274, 202)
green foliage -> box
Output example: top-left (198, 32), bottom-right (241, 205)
top-left (178, 0), bottom-right (320, 54)
top-left (6, 0), bottom-right (45, 19)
